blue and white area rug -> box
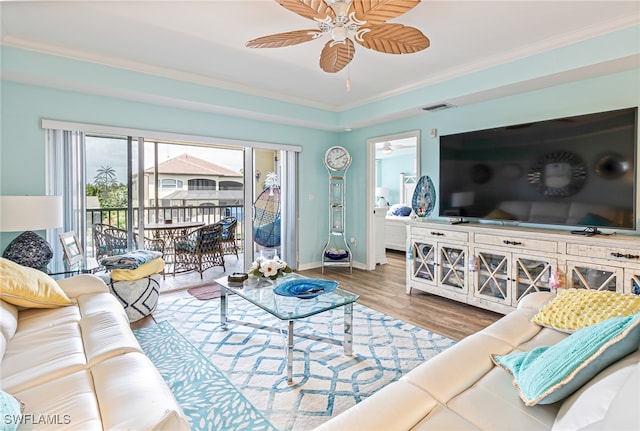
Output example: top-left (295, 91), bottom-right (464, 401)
top-left (134, 321), bottom-right (275, 431)
top-left (152, 294), bottom-right (456, 431)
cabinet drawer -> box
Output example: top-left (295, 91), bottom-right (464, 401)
top-left (567, 243), bottom-right (640, 264)
top-left (474, 234), bottom-right (557, 253)
top-left (412, 226), bottom-right (468, 242)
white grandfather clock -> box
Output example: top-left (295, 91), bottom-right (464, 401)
top-left (322, 146), bottom-right (353, 273)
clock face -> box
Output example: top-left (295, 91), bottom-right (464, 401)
top-left (324, 146), bottom-right (351, 171)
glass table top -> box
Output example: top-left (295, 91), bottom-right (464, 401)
top-left (44, 257), bottom-right (100, 276)
top-left (216, 273), bottom-right (359, 320)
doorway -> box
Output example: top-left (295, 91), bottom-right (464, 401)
top-left (366, 130), bottom-right (421, 270)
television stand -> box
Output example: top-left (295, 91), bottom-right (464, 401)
top-left (406, 220), bottom-right (638, 315)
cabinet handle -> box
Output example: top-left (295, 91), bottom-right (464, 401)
top-left (610, 252), bottom-right (640, 259)
top-left (503, 240), bottom-right (522, 246)
top-left (430, 231), bottom-right (445, 236)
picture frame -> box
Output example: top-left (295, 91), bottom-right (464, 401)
top-left (59, 231), bottom-right (82, 265)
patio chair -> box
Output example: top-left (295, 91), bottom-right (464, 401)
top-left (218, 216), bottom-right (239, 258)
top-left (173, 223), bottom-right (226, 278)
top-left (92, 223), bottom-right (165, 263)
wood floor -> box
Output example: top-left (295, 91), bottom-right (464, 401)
top-left (298, 250), bottom-right (502, 341)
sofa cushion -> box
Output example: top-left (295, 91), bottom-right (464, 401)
top-left (531, 289), bottom-right (640, 333)
top-left (91, 352), bottom-right (190, 431)
top-left (0, 301), bottom-right (18, 362)
top-left (0, 322), bottom-right (87, 393)
top-left (12, 370), bottom-right (103, 430)
top-left (0, 258), bottom-right (72, 308)
top-left (552, 349), bottom-right (640, 431)
top-left (492, 313), bottom-right (640, 406)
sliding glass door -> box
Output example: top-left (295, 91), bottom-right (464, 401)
top-left (45, 120), bottom-right (300, 274)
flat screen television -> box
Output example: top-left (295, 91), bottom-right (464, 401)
top-left (438, 107), bottom-right (638, 230)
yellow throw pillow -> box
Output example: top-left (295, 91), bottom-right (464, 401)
top-left (0, 258), bottom-right (73, 308)
top-left (110, 258), bottom-right (165, 281)
top-left (532, 289), bottom-right (640, 333)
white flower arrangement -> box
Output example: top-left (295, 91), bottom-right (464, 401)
top-left (249, 255), bottom-right (293, 280)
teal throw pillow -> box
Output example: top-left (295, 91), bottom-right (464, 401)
top-left (0, 390), bottom-right (23, 431)
top-left (492, 313), bottom-right (640, 406)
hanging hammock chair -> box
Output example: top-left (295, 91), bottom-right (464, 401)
top-left (253, 173), bottom-right (281, 248)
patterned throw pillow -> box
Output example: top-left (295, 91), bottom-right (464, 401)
top-left (531, 289), bottom-right (640, 333)
top-left (492, 313), bottom-right (640, 406)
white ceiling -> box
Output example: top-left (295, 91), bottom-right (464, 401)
top-left (2, 1), bottom-right (639, 121)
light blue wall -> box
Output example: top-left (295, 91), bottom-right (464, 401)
top-left (0, 78), bottom-right (339, 266)
top-left (2, 39), bottom-right (639, 267)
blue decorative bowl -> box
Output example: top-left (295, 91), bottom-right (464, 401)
top-left (274, 278), bottom-right (338, 299)
top-left (325, 251), bottom-right (349, 260)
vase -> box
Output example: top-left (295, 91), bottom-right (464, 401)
top-left (412, 175), bottom-right (436, 218)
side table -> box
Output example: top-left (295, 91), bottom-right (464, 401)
top-left (43, 257), bottom-right (100, 279)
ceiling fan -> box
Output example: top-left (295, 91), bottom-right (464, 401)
top-left (378, 140), bottom-right (415, 154)
top-left (246, 0), bottom-right (430, 73)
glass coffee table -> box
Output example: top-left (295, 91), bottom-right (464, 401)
top-left (215, 273), bottom-right (359, 384)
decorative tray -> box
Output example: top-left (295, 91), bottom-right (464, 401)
top-left (274, 278), bottom-right (338, 299)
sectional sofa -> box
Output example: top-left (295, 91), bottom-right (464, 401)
top-left (317, 290), bottom-right (640, 430)
top-left (0, 262), bottom-right (189, 431)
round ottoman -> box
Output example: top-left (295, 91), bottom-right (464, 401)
top-left (100, 274), bottom-right (161, 322)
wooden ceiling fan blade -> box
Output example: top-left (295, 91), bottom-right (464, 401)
top-left (246, 29), bottom-right (323, 48)
top-left (276, 0), bottom-right (335, 21)
top-left (357, 23), bottom-right (429, 54)
top-left (352, 0), bottom-right (420, 25)
top-left (319, 39), bottom-right (355, 73)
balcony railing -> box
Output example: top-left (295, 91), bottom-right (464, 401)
top-left (85, 204), bottom-right (244, 257)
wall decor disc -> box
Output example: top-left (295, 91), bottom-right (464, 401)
top-left (528, 151), bottom-right (587, 197)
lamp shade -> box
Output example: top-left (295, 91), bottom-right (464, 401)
top-left (0, 196), bottom-right (63, 232)
top-left (375, 187), bottom-right (389, 198)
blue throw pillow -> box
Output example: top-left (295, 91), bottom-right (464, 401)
top-left (0, 390), bottom-right (23, 431)
top-left (492, 313), bottom-right (640, 406)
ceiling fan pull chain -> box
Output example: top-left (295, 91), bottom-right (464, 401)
top-left (346, 43), bottom-right (352, 92)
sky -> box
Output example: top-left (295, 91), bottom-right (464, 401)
top-left (85, 137), bottom-right (244, 184)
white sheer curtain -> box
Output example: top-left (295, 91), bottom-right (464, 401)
top-left (45, 129), bottom-right (86, 260)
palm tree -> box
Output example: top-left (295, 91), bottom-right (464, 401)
top-left (93, 165), bottom-right (118, 202)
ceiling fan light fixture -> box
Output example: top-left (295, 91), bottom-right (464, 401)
top-left (332, 26), bottom-right (348, 42)
top-left (325, 0), bottom-right (352, 17)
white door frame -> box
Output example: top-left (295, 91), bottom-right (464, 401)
top-left (366, 130), bottom-right (421, 270)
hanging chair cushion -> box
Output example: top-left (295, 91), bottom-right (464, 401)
top-left (254, 218), bottom-right (281, 248)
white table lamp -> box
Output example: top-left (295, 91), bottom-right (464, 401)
top-left (375, 187), bottom-right (390, 207)
top-left (1, 196), bottom-right (63, 268)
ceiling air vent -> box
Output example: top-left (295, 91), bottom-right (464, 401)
top-left (422, 103), bottom-right (455, 112)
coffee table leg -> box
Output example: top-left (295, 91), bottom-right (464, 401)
top-left (287, 320), bottom-right (294, 385)
top-left (220, 285), bottom-right (228, 329)
top-left (344, 303), bottom-right (353, 356)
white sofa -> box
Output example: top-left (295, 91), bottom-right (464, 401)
top-left (317, 292), bottom-right (640, 430)
top-left (0, 274), bottom-right (190, 430)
